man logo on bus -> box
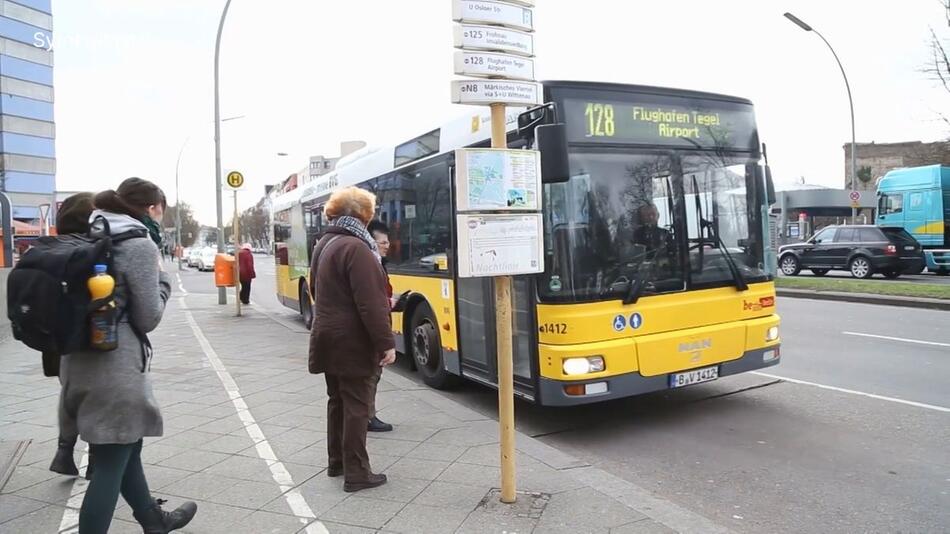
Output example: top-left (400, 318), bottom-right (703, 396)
top-left (613, 314), bottom-right (626, 332)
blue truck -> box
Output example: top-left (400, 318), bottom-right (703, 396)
top-left (876, 165), bottom-right (950, 275)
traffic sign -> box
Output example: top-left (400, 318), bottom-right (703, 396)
top-left (226, 171), bottom-right (244, 189)
top-left (454, 51), bottom-right (535, 81)
top-left (453, 24), bottom-right (534, 57)
top-left (849, 190), bottom-right (861, 202)
top-left (452, 0), bottom-right (534, 32)
top-left (451, 79), bottom-right (541, 106)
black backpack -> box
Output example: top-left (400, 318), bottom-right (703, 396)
top-left (6, 217), bottom-right (147, 355)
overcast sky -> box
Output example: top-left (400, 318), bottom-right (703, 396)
top-left (52, 0), bottom-right (948, 224)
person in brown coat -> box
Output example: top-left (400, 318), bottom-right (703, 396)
top-left (308, 187), bottom-right (396, 492)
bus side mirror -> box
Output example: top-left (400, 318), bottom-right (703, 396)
top-left (537, 124), bottom-right (570, 184)
top-left (764, 165), bottom-right (776, 205)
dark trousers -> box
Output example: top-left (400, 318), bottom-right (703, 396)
top-left (325, 373), bottom-right (374, 482)
top-left (240, 279), bottom-right (252, 304)
top-left (79, 440), bottom-right (152, 534)
top-left (367, 369), bottom-right (381, 419)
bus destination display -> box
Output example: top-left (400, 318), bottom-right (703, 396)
top-left (563, 96), bottom-right (758, 151)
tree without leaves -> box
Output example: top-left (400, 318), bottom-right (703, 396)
top-left (163, 202), bottom-right (200, 247)
top-left (923, 0), bottom-right (950, 133)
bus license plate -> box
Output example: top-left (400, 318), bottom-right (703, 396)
top-left (669, 366), bottom-right (719, 388)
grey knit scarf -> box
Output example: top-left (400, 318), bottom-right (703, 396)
top-left (332, 216), bottom-right (381, 263)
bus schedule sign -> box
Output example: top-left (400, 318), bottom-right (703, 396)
top-left (456, 214), bottom-right (544, 278)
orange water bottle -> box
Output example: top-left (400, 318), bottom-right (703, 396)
top-left (88, 264), bottom-right (118, 351)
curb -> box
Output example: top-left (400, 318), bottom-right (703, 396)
top-left (777, 288), bottom-right (950, 311)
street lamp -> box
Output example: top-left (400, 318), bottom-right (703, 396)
top-left (784, 12), bottom-right (858, 223)
top-left (176, 114), bottom-right (245, 271)
top-left (214, 0), bottom-right (234, 304)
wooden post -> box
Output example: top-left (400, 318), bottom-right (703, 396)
top-left (491, 102), bottom-right (517, 504)
top-left (233, 191), bottom-right (242, 317)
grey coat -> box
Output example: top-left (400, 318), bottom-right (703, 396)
top-left (60, 211), bottom-right (171, 445)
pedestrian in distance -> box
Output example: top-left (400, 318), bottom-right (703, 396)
top-left (61, 178), bottom-right (197, 533)
top-left (45, 193), bottom-right (95, 479)
top-left (238, 242), bottom-right (256, 305)
top-left (309, 187), bottom-right (396, 492)
top-left (365, 220), bottom-right (409, 433)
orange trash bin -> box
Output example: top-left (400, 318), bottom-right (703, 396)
top-left (214, 254), bottom-right (236, 287)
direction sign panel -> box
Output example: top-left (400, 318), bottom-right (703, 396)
top-left (453, 24), bottom-right (534, 57)
top-left (451, 79), bottom-right (541, 106)
top-left (452, 0), bottom-right (534, 32)
top-left (454, 51), bottom-right (535, 81)
top-left (455, 148), bottom-right (541, 212)
top-left (456, 213), bottom-right (544, 278)
top-left (226, 171), bottom-right (244, 189)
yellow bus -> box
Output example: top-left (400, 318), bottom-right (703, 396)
top-left (272, 81), bottom-right (781, 405)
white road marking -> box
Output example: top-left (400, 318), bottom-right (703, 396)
top-left (176, 272), bottom-right (188, 295)
top-left (57, 448), bottom-right (89, 533)
top-left (751, 372), bottom-right (950, 413)
top-left (181, 297), bottom-right (328, 533)
top-left (842, 331), bottom-right (950, 348)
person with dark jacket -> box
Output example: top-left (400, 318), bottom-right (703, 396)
top-left (238, 243), bottom-right (256, 304)
top-left (60, 178), bottom-right (197, 533)
top-left (309, 187), bottom-right (396, 493)
top-left (46, 193), bottom-right (94, 478)
top-left (365, 220), bottom-right (395, 433)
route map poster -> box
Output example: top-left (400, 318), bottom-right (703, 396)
top-left (456, 213), bottom-right (544, 278)
top-left (455, 148), bottom-right (541, 212)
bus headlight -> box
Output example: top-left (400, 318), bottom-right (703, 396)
top-left (766, 326), bottom-right (779, 342)
top-left (563, 356), bottom-right (605, 376)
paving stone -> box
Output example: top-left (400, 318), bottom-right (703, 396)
top-left (261, 474), bottom-right (349, 517)
top-left (437, 462), bottom-right (501, 488)
top-left (198, 434), bottom-right (255, 455)
top-left (380, 503), bottom-right (470, 534)
top-left (158, 449), bottom-right (231, 473)
top-left (404, 441), bottom-right (467, 463)
top-left (153, 429), bottom-right (221, 450)
top-left (161, 472), bottom-right (245, 501)
top-left (204, 454), bottom-right (273, 481)
top-left (611, 518), bottom-right (679, 534)
top-left (366, 437), bottom-right (418, 457)
top-left (427, 425), bottom-right (498, 447)
top-left (140, 443), bottom-right (189, 465)
top-left (209, 479), bottom-right (287, 510)
top-left (535, 487), bottom-right (647, 531)
top-left (316, 521), bottom-right (376, 534)
top-left (413, 480), bottom-right (491, 510)
top-left (321, 495), bottom-right (405, 530)
top-left (234, 509), bottom-right (312, 533)
top-left (456, 443), bottom-right (501, 467)
top-left (0, 493), bottom-right (46, 523)
top-left (383, 457), bottom-right (450, 481)
top-left (355, 475), bottom-right (428, 504)
top-left (10, 473), bottom-right (80, 504)
top-left (165, 498), bottom-right (252, 534)
top-left (455, 510), bottom-right (538, 534)
top-left (0, 503), bottom-right (67, 533)
top-left (0, 465), bottom-right (59, 494)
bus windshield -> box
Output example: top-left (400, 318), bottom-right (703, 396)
top-left (539, 150), bottom-right (769, 303)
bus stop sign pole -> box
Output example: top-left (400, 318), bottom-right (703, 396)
top-left (491, 102), bottom-right (517, 504)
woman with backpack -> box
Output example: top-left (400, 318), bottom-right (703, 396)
top-left (60, 177), bottom-right (197, 533)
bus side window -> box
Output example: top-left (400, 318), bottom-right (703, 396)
top-left (390, 157), bottom-right (453, 272)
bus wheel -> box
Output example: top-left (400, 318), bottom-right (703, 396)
top-left (299, 281), bottom-right (313, 329)
top-left (410, 306), bottom-right (458, 390)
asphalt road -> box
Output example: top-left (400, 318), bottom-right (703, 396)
top-left (176, 257), bottom-right (950, 534)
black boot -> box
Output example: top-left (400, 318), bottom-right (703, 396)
top-left (367, 416), bottom-right (393, 432)
top-left (133, 498), bottom-right (198, 534)
top-left (49, 437), bottom-right (78, 476)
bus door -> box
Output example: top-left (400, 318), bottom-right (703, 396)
top-left (456, 276), bottom-right (537, 400)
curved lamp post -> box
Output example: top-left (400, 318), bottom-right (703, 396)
top-left (784, 12), bottom-right (857, 223)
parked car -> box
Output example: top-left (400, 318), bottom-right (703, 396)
top-left (197, 248), bottom-right (218, 272)
top-left (187, 247), bottom-right (203, 267)
top-left (779, 225), bottom-right (925, 279)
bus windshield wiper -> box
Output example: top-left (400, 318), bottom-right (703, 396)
top-left (691, 175), bottom-right (748, 292)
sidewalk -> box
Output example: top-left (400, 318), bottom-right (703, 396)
top-left (0, 289), bottom-right (728, 533)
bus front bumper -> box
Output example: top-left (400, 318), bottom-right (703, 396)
top-left (537, 346), bottom-right (781, 406)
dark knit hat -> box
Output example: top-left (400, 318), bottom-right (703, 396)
top-left (57, 192), bottom-right (95, 235)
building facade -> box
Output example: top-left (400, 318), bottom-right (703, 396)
top-left (0, 0), bottom-right (54, 226)
top-left (844, 140), bottom-right (950, 192)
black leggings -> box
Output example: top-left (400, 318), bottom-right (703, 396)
top-left (79, 440), bottom-right (152, 534)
